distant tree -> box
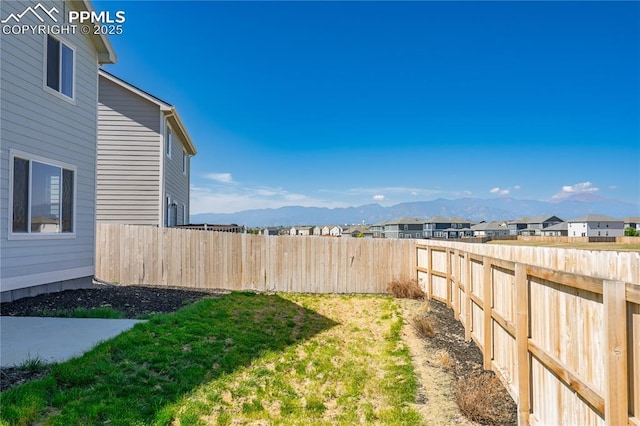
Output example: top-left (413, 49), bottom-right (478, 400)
top-left (624, 227), bottom-right (639, 236)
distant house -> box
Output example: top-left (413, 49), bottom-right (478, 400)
top-left (297, 226), bottom-right (312, 236)
top-left (262, 227), bottom-right (280, 236)
top-left (507, 218), bottom-right (529, 236)
top-left (568, 214), bottom-right (624, 237)
top-left (423, 217), bottom-right (472, 238)
top-left (370, 221), bottom-right (386, 238)
top-left (341, 225), bottom-right (374, 238)
top-left (471, 221), bottom-right (509, 237)
top-left (625, 217), bottom-right (640, 232)
top-left (1, 0), bottom-right (117, 301)
top-left (518, 216), bottom-right (564, 236)
top-left (329, 226), bottom-right (343, 237)
top-left (384, 217), bottom-right (425, 239)
top-left (97, 70), bottom-right (197, 227)
top-left (312, 226), bottom-right (322, 236)
top-left (540, 222), bottom-right (568, 237)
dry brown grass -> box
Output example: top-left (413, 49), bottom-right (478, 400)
top-left (433, 349), bottom-right (454, 370)
top-left (387, 279), bottom-right (425, 299)
top-left (453, 371), bottom-right (513, 424)
top-left (411, 315), bottom-right (435, 339)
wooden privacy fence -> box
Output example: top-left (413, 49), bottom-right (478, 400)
top-left (96, 223), bottom-right (416, 293)
top-left (417, 244), bottom-right (640, 426)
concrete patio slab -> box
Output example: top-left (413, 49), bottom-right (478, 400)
top-left (0, 316), bottom-right (145, 367)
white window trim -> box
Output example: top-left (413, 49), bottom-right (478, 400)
top-left (166, 126), bottom-right (173, 159)
top-left (8, 149), bottom-right (77, 240)
top-left (183, 151), bottom-right (187, 175)
top-left (183, 203), bottom-right (187, 225)
top-left (42, 34), bottom-right (76, 104)
top-left (166, 195), bottom-right (171, 227)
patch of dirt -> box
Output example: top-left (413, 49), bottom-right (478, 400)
top-left (0, 284), bottom-right (223, 391)
top-left (0, 284), bottom-right (222, 319)
top-left (400, 298), bottom-right (517, 425)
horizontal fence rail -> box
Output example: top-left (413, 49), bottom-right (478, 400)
top-left (416, 244), bottom-right (640, 426)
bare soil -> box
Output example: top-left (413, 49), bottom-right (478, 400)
top-left (0, 285), bottom-right (517, 424)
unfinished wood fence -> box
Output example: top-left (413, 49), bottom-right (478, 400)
top-left (96, 223), bottom-right (416, 293)
top-left (417, 244), bottom-right (640, 426)
top-left (97, 223), bottom-right (640, 425)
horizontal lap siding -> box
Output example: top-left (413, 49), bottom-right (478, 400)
top-left (97, 76), bottom-right (161, 225)
top-left (0, 0), bottom-right (100, 288)
top-left (164, 129), bottom-right (190, 225)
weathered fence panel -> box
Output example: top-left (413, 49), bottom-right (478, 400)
top-left (96, 224), bottom-right (416, 293)
top-left (416, 241), bottom-right (640, 426)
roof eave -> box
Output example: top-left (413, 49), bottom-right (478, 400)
top-left (76, 0), bottom-right (117, 64)
top-left (165, 109), bottom-right (197, 156)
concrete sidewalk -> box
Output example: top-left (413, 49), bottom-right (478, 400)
top-left (0, 316), bottom-right (144, 367)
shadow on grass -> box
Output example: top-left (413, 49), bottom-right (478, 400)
top-left (0, 292), bottom-right (338, 425)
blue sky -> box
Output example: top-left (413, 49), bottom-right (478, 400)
top-left (94, 1), bottom-right (640, 214)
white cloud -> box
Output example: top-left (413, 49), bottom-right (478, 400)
top-left (490, 187), bottom-right (510, 195)
top-left (190, 184), bottom-right (348, 214)
top-left (203, 172), bottom-right (233, 183)
top-left (513, 185), bottom-right (521, 190)
top-left (373, 195), bottom-right (385, 201)
top-left (552, 181), bottom-right (599, 200)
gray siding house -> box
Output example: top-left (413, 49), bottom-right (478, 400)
top-left (568, 214), bottom-right (624, 237)
top-left (97, 70), bottom-right (196, 227)
top-left (423, 217), bottom-right (472, 238)
top-left (384, 217), bottom-right (425, 239)
top-left (0, 0), bottom-right (116, 301)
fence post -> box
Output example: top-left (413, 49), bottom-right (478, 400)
top-left (515, 263), bottom-right (530, 425)
top-left (427, 247), bottom-right (433, 299)
top-left (604, 280), bottom-right (628, 425)
top-left (446, 249), bottom-right (452, 308)
top-left (464, 252), bottom-right (471, 341)
top-left (483, 256), bottom-right (493, 370)
top-left (453, 249), bottom-right (460, 320)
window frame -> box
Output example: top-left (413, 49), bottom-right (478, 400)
top-left (166, 127), bottom-right (173, 159)
top-left (183, 151), bottom-right (188, 175)
top-left (43, 34), bottom-right (76, 103)
top-left (8, 149), bottom-right (77, 240)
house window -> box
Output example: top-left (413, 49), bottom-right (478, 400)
top-left (10, 153), bottom-right (75, 235)
top-left (166, 128), bottom-right (172, 158)
top-left (46, 35), bottom-right (74, 99)
top-left (183, 151), bottom-right (187, 175)
top-left (183, 204), bottom-right (187, 225)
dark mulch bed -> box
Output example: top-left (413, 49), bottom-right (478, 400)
top-left (426, 299), bottom-right (518, 425)
top-left (1, 284), bottom-right (222, 391)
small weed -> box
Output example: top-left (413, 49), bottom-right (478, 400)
top-left (454, 371), bottom-right (513, 424)
top-left (411, 315), bottom-right (435, 339)
top-left (433, 349), bottom-right (454, 370)
top-left (16, 356), bottom-right (47, 373)
top-left (387, 279), bottom-right (425, 299)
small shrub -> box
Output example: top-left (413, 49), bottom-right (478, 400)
top-left (411, 315), bottom-right (435, 339)
top-left (433, 349), bottom-right (454, 370)
top-left (17, 356), bottom-right (47, 373)
top-left (454, 371), bottom-right (513, 424)
top-left (387, 279), bottom-right (425, 299)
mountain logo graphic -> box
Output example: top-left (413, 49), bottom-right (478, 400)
top-left (1, 3), bottom-right (59, 24)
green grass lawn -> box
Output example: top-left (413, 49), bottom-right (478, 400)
top-left (0, 292), bottom-right (423, 425)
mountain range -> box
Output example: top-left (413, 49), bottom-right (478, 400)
top-left (191, 195), bottom-right (640, 228)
